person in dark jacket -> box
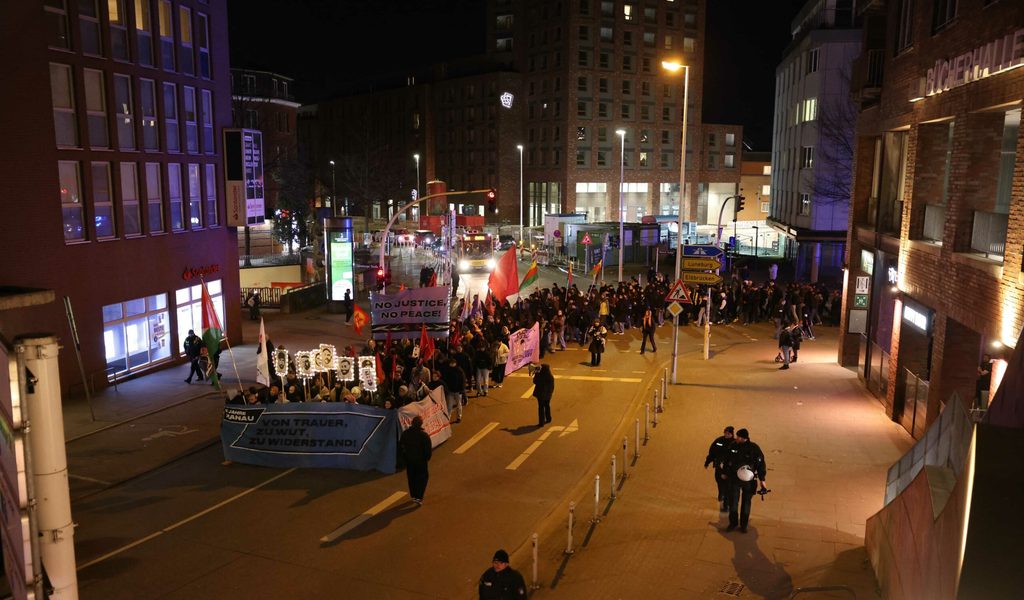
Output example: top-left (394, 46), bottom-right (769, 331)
top-left (640, 308), bottom-right (657, 354)
top-left (720, 428), bottom-right (767, 533)
top-left (777, 326), bottom-right (793, 370)
top-left (703, 426), bottom-right (735, 511)
top-left (478, 549), bottom-right (527, 599)
top-left (399, 416), bottom-right (433, 505)
top-left (532, 363), bottom-right (555, 427)
top-left (183, 330), bottom-right (204, 384)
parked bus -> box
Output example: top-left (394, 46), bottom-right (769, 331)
top-left (457, 231), bottom-right (496, 273)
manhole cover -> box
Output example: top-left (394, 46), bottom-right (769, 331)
top-left (720, 580), bottom-right (745, 596)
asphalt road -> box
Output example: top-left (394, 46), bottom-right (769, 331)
top-left (72, 315), bottom-right (672, 599)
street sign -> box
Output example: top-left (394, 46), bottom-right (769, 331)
top-left (855, 276), bottom-right (870, 295)
top-left (854, 294), bottom-right (869, 308)
top-left (665, 279), bottom-right (692, 303)
top-left (681, 257), bottom-right (722, 271)
top-left (681, 272), bottom-right (723, 285)
top-left (683, 245), bottom-right (724, 258)
top-left (581, 233), bottom-right (593, 245)
top-left (666, 302), bottom-right (684, 318)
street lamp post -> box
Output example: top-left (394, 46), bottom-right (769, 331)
top-left (517, 144), bottom-right (524, 249)
top-left (616, 129), bottom-right (626, 283)
top-left (662, 60), bottom-right (690, 384)
top-left (328, 159), bottom-right (336, 214)
top-left (413, 153), bottom-right (420, 197)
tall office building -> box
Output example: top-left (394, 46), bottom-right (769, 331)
top-left (769, 0), bottom-right (860, 283)
top-left (0, 1), bottom-right (239, 391)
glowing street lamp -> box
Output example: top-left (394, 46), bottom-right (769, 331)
top-left (661, 59), bottom-right (690, 384)
top-left (616, 129), bottom-right (626, 283)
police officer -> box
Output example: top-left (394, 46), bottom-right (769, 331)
top-left (703, 426), bottom-right (735, 512)
top-left (721, 428), bottom-right (767, 533)
top-left (478, 549), bottom-right (527, 599)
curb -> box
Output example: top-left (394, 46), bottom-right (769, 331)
top-left (66, 390), bottom-right (223, 443)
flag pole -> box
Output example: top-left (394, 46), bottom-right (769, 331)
top-left (202, 277), bottom-right (244, 396)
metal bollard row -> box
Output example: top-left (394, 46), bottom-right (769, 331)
top-left (565, 501), bottom-right (576, 555)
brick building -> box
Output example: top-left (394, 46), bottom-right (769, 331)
top-left (303, 0), bottom-right (743, 235)
top-left (0, 0), bottom-right (239, 392)
top-left (770, 0), bottom-right (860, 284)
top-left (839, 0), bottom-right (1024, 437)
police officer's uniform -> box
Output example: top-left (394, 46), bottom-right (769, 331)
top-left (722, 428), bottom-right (766, 532)
top-left (703, 427), bottom-right (735, 511)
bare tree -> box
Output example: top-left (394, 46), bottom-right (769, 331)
top-left (804, 68), bottom-right (857, 206)
top-left (331, 106), bottom-right (410, 219)
top-left (270, 156), bottom-right (316, 253)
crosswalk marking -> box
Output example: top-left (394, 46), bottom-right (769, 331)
top-left (453, 422), bottom-right (500, 454)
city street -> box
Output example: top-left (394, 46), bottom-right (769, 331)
top-left (61, 257), bottom-right (912, 600)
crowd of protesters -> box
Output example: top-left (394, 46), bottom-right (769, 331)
top-left (229, 260), bottom-right (840, 409)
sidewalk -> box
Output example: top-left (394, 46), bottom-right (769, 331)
top-left (524, 324), bottom-right (912, 599)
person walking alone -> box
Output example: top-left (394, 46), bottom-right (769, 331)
top-left (721, 428), bottom-right (767, 533)
top-left (777, 326), bottom-right (793, 370)
top-left (640, 308), bottom-right (657, 354)
top-left (399, 416), bottom-right (432, 505)
top-left (478, 549), bottom-right (527, 599)
top-left (343, 289), bottom-right (354, 323)
top-left (532, 363), bottom-right (555, 427)
top-left (703, 426), bottom-right (735, 511)
top-left (183, 329), bottom-right (204, 384)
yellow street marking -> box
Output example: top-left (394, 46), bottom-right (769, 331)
top-left (319, 491), bottom-right (407, 543)
top-left (506, 425), bottom-right (567, 470)
top-left (559, 418), bottom-right (579, 438)
top-left (521, 385), bottom-right (535, 399)
top-left (508, 374), bottom-right (642, 383)
top-left (453, 422), bottom-right (500, 454)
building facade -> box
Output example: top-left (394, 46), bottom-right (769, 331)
top-left (770, 0), bottom-right (860, 283)
top-left (302, 0), bottom-right (742, 237)
top-left (0, 0), bottom-right (239, 392)
top-left (230, 68), bottom-right (300, 256)
top-left (839, 0), bottom-right (1024, 437)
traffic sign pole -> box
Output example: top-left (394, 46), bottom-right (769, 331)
top-left (671, 312), bottom-right (680, 384)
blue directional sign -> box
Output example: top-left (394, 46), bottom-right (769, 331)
top-left (683, 245), bottom-right (724, 258)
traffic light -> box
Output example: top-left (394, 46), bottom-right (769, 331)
top-left (486, 188), bottom-right (498, 214)
top-left (733, 195), bottom-right (746, 222)
top-left (376, 266), bottom-right (386, 291)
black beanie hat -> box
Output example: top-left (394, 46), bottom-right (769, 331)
top-left (736, 428), bottom-right (749, 439)
top-left (493, 549), bottom-right (510, 563)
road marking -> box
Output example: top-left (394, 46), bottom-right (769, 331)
top-left (520, 385), bottom-right (535, 399)
top-left (631, 370), bottom-right (647, 374)
top-left (559, 418), bottom-right (579, 438)
top-left (319, 491), bottom-right (407, 543)
top-left (78, 467), bottom-right (297, 571)
top-left (141, 425), bottom-right (199, 442)
top-left (68, 474), bottom-right (112, 485)
top-left (506, 424), bottom-right (569, 470)
top-left (508, 374), bottom-right (642, 383)
top-left (453, 422), bottom-right (500, 454)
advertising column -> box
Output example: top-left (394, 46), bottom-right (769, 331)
top-left (324, 217), bottom-right (354, 311)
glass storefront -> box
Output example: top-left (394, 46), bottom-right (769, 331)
top-left (103, 293), bottom-right (171, 376)
top-left (175, 278), bottom-right (224, 357)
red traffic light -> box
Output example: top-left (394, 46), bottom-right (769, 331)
top-left (486, 188), bottom-right (497, 214)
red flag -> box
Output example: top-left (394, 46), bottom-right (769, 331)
top-left (420, 324), bottom-right (435, 361)
top-left (352, 304), bottom-right (369, 336)
top-left (451, 322), bottom-right (462, 348)
top-left (399, 283), bottom-right (407, 291)
top-left (376, 352), bottom-right (386, 382)
top-left (487, 244), bottom-right (520, 303)
top-left (429, 270), bottom-right (437, 287)
top-left (485, 291), bottom-right (493, 315)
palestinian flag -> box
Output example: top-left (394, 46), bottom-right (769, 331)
top-left (200, 280), bottom-right (223, 389)
top-left (519, 260), bottom-right (539, 291)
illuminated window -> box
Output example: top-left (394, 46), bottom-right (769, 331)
top-left (624, 5), bottom-right (634, 20)
top-left (158, 0), bottom-right (174, 70)
top-left (135, 0), bottom-right (153, 66)
top-left (104, 293), bottom-right (172, 376)
top-left (187, 163), bottom-right (202, 227)
top-left (167, 163), bottom-right (184, 230)
top-left (109, 0), bottom-right (129, 60)
top-left (761, 184), bottom-right (771, 196)
top-left (59, 161), bottom-right (85, 241)
top-left (204, 163), bottom-right (218, 226)
top-left (92, 162), bottom-right (115, 239)
top-left (178, 5), bottom-right (194, 75)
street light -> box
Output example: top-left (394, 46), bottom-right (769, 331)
top-left (616, 129), bottom-right (626, 283)
top-left (413, 153), bottom-right (420, 197)
top-left (328, 159), bottom-right (336, 214)
top-left (661, 59), bottom-right (690, 384)
top-left (517, 144), bottom-right (524, 248)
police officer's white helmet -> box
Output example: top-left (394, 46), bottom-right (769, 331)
top-left (737, 465), bottom-right (755, 482)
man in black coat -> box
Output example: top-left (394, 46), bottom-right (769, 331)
top-left (721, 428), bottom-right (767, 533)
top-left (703, 425), bottom-right (735, 512)
top-left (183, 330), bottom-right (204, 384)
top-left (478, 549), bottom-right (527, 599)
top-left (399, 416), bottom-right (433, 505)
top-left (532, 363), bottom-right (555, 427)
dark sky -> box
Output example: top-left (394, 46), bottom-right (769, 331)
top-left (228, 0), bottom-right (805, 151)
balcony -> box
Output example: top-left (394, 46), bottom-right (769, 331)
top-left (851, 49), bottom-right (885, 108)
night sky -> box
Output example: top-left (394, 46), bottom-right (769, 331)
top-left (228, 0), bottom-right (806, 151)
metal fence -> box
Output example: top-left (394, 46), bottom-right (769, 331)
top-left (240, 287), bottom-right (284, 308)
top-left (970, 210), bottom-right (1007, 257)
top-left (239, 253), bottom-right (302, 268)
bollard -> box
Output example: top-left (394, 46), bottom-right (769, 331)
top-left (621, 437), bottom-right (628, 479)
top-left (591, 475), bottom-right (602, 523)
top-left (635, 418), bottom-right (640, 458)
top-left (662, 368), bottom-right (669, 411)
top-left (531, 533), bottom-right (540, 590)
top-left (610, 455), bottom-right (617, 499)
top-left (644, 403), bottom-right (651, 442)
top-left (653, 391), bottom-right (659, 425)
top-left (565, 502), bottom-right (576, 555)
